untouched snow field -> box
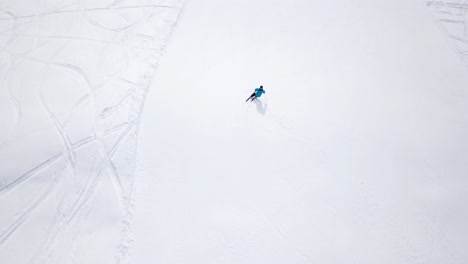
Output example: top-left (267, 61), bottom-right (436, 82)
top-left (1, 0), bottom-right (468, 263)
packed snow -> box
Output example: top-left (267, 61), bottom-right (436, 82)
top-left (1, 0), bottom-right (468, 263)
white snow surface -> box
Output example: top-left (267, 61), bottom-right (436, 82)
top-left (1, 0), bottom-right (468, 263)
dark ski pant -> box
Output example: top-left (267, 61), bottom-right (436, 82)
top-left (246, 93), bottom-right (256, 102)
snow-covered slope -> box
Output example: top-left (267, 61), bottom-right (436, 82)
top-left (131, 0), bottom-right (468, 263)
top-left (0, 0), bottom-right (183, 263)
top-left (1, 0), bottom-right (468, 263)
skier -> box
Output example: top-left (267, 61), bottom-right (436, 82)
top-left (246, 85), bottom-right (265, 102)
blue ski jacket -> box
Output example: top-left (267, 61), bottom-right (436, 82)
top-left (255, 87), bottom-right (265, 97)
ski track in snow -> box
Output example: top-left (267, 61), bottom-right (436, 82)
top-left (426, 0), bottom-right (468, 70)
top-left (0, 0), bottom-right (466, 263)
top-left (0, 0), bottom-right (184, 263)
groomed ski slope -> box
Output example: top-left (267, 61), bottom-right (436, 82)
top-left (131, 0), bottom-right (468, 263)
top-left (0, 0), bottom-right (467, 263)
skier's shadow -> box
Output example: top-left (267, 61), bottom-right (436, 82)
top-left (253, 98), bottom-right (267, 115)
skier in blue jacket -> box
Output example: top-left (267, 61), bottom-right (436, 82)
top-left (246, 85), bottom-right (265, 102)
